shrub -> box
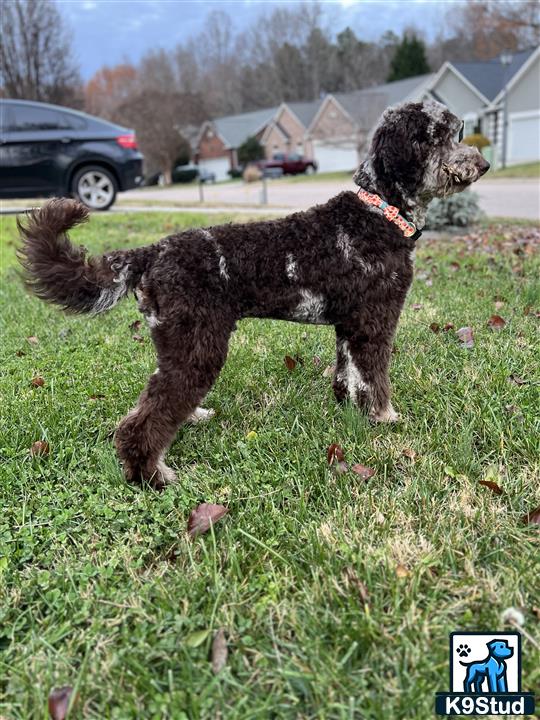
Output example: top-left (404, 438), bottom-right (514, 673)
top-left (238, 136), bottom-right (265, 164)
top-left (243, 164), bottom-right (262, 183)
top-left (171, 167), bottom-right (198, 183)
top-left (228, 167), bottom-right (243, 179)
top-left (426, 190), bottom-right (484, 230)
top-left (462, 133), bottom-right (490, 151)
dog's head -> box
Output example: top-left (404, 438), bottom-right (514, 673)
top-left (487, 639), bottom-right (514, 660)
top-left (354, 100), bottom-right (489, 206)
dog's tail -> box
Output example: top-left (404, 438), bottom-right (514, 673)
top-left (17, 199), bottom-right (149, 315)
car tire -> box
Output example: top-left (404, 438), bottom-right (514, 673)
top-left (305, 165), bottom-right (316, 175)
top-left (72, 165), bottom-right (118, 211)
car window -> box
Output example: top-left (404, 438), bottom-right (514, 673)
top-left (272, 153), bottom-right (285, 161)
top-left (61, 112), bottom-right (87, 130)
top-left (9, 104), bottom-right (71, 131)
top-left (289, 153), bottom-right (300, 161)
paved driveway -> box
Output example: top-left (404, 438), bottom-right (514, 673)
top-left (121, 177), bottom-right (540, 220)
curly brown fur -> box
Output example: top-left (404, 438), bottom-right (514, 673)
top-left (17, 101), bottom-right (489, 490)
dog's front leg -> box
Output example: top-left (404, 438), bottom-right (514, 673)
top-left (333, 324), bottom-right (398, 423)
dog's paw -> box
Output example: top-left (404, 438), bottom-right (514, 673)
top-left (150, 460), bottom-right (178, 490)
top-left (457, 644), bottom-right (471, 658)
top-left (370, 403), bottom-right (399, 423)
top-left (187, 407), bottom-right (215, 424)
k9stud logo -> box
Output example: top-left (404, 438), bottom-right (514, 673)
top-left (435, 632), bottom-right (535, 715)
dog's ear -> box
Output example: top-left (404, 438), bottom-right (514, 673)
top-left (371, 104), bottom-right (431, 199)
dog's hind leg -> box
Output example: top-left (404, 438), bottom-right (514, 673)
top-left (115, 313), bottom-right (234, 490)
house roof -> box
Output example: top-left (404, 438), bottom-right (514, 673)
top-left (453, 47), bottom-right (537, 102)
top-left (213, 107), bottom-right (278, 148)
top-left (334, 73), bottom-right (434, 128)
top-left (286, 99), bottom-right (323, 127)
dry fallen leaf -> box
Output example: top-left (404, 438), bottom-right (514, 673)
top-left (30, 440), bottom-right (49, 456)
top-left (402, 448), bottom-right (417, 461)
top-left (89, 394), bottom-right (106, 401)
top-left (187, 503), bottom-right (228, 538)
top-left (412, 303), bottom-right (423, 311)
top-left (16, 349), bottom-right (26, 357)
top-left (284, 355), bottom-right (297, 371)
top-left (478, 480), bottom-right (503, 496)
top-left (351, 464), bottom-right (376, 480)
top-left (395, 564), bottom-right (410, 578)
top-left (342, 567), bottom-right (370, 605)
top-left (335, 461), bottom-right (349, 475)
top-left (129, 319), bottom-right (142, 331)
top-left (48, 686), bottom-right (74, 720)
top-left (211, 628), bottom-right (228, 674)
top-left (494, 300), bottom-right (505, 310)
top-left (456, 326), bottom-right (474, 348)
top-left (312, 355), bottom-right (322, 366)
top-left (522, 506), bottom-right (540, 526)
top-left (443, 322), bottom-right (454, 332)
top-left (508, 374), bottom-right (528, 386)
top-left (429, 323), bottom-right (440, 333)
top-left (327, 444), bottom-right (345, 465)
top-left (487, 314), bottom-right (506, 330)
top-left (531, 606), bottom-right (540, 620)
top-left (27, 336), bottom-right (39, 345)
top-left (31, 376), bottom-right (45, 387)
top-left (132, 334), bottom-right (144, 343)
top-left (322, 364), bottom-right (335, 378)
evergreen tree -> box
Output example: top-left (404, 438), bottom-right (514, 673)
top-left (387, 34), bottom-right (430, 82)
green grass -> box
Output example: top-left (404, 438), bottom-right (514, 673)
top-left (487, 161), bottom-right (540, 179)
top-left (1, 211), bottom-right (539, 719)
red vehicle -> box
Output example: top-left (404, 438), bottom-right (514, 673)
top-left (258, 152), bottom-right (317, 176)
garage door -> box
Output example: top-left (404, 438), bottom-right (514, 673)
top-left (313, 141), bottom-right (358, 173)
top-left (198, 156), bottom-right (230, 182)
top-left (508, 111), bottom-right (540, 165)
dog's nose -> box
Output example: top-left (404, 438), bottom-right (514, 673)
top-left (479, 158), bottom-right (490, 176)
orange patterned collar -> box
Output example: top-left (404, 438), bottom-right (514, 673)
top-left (357, 188), bottom-right (421, 241)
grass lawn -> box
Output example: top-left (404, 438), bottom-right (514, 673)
top-left (487, 161), bottom-right (540, 179)
top-left (1, 211), bottom-right (539, 719)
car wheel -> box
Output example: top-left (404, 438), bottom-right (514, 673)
top-left (72, 165), bottom-right (117, 211)
top-left (305, 165), bottom-right (316, 175)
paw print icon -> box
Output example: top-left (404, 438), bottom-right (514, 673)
top-left (456, 643), bottom-right (471, 658)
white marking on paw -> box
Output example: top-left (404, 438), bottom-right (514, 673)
top-left (371, 402), bottom-right (399, 423)
top-left (344, 343), bottom-right (369, 401)
top-left (147, 312), bottom-right (161, 328)
top-left (336, 226), bottom-right (353, 261)
top-left (91, 264), bottom-right (129, 314)
top-left (294, 289), bottom-right (326, 322)
top-left (187, 407), bottom-right (215, 424)
top-left (156, 458), bottom-right (178, 484)
top-left (286, 253), bottom-right (298, 280)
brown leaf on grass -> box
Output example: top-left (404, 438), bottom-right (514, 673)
top-left (395, 564), bottom-right (410, 578)
top-left (322, 364), bottom-right (335, 378)
top-left (494, 300), bottom-right (505, 310)
top-left (402, 448), bottom-right (417, 461)
top-left (284, 355), bottom-right (297, 371)
top-left (487, 315), bottom-right (506, 330)
top-left (48, 686), bottom-right (74, 719)
top-left (456, 326), bottom-right (474, 348)
top-left (312, 355), bottom-right (322, 366)
top-left (30, 440), bottom-right (49, 456)
top-left (27, 336), bottom-right (39, 345)
top-left (335, 461), bottom-right (349, 475)
top-left (129, 319), bottom-right (142, 331)
top-left (89, 394), bottom-right (106, 401)
top-left (16, 349), bottom-right (27, 357)
top-left (327, 444), bottom-right (345, 465)
top-left (429, 323), bottom-right (440, 333)
top-left (523, 305), bottom-right (532, 316)
top-left (522, 506), bottom-right (540, 526)
top-left (31, 376), bottom-right (45, 387)
top-left (351, 464), bottom-right (376, 480)
top-left (478, 480), bottom-right (503, 496)
top-left (531, 606), bottom-right (540, 620)
top-left (187, 503), bottom-right (228, 538)
top-left (449, 261), bottom-right (460, 272)
top-left (443, 323), bottom-right (454, 332)
top-left (132, 334), bottom-right (144, 343)
top-left (412, 303), bottom-right (423, 311)
top-left (211, 628), bottom-right (228, 674)
top-left (508, 374), bottom-right (528, 386)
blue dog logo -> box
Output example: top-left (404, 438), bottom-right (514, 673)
top-left (459, 639), bottom-right (513, 693)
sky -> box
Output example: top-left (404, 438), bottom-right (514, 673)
top-left (59, 0), bottom-right (458, 80)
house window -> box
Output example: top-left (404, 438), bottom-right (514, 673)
top-left (463, 112), bottom-right (479, 137)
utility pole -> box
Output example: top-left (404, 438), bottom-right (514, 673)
top-left (499, 52), bottom-right (513, 170)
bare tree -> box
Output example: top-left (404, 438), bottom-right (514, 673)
top-left (0, 0), bottom-right (81, 106)
top-left (115, 90), bottom-right (207, 182)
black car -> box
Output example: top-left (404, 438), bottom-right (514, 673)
top-left (0, 99), bottom-right (144, 210)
